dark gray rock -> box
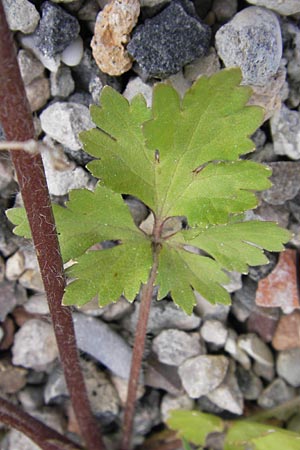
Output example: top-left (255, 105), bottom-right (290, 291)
top-left (34, 1), bottom-right (80, 57)
top-left (231, 277), bottom-right (257, 322)
top-left (236, 365), bottom-right (263, 400)
top-left (127, 1), bottom-right (211, 79)
top-left (248, 251), bottom-right (278, 282)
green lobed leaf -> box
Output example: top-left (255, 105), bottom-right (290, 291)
top-left (182, 221), bottom-right (291, 273)
top-left (224, 421), bottom-right (300, 450)
top-left (157, 244), bottom-right (230, 314)
top-left (167, 410), bottom-right (223, 446)
top-left (6, 69), bottom-right (291, 311)
top-left (82, 68), bottom-right (265, 223)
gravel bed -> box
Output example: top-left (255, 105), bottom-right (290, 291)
top-left (1, 0), bottom-right (300, 449)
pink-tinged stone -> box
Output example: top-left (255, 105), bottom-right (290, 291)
top-left (256, 249), bottom-right (300, 313)
top-left (247, 308), bottom-right (279, 343)
top-left (272, 311), bottom-right (300, 350)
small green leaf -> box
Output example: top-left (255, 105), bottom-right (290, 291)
top-left (225, 421), bottom-right (300, 450)
top-left (167, 410), bottom-right (223, 446)
top-left (157, 244), bottom-right (230, 314)
top-left (6, 207), bottom-right (31, 238)
top-left (183, 221), bottom-right (291, 273)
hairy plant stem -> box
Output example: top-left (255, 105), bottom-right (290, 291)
top-left (0, 4), bottom-right (105, 450)
top-left (0, 397), bottom-right (83, 450)
top-left (121, 221), bottom-right (162, 450)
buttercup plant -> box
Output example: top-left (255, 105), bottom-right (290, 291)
top-left (6, 68), bottom-right (290, 449)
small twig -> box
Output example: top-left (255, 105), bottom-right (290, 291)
top-left (0, 139), bottom-right (39, 153)
top-left (0, 396), bottom-right (83, 450)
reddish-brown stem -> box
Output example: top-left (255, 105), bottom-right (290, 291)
top-left (121, 238), bottom-right (161, 450)
top-left (0, 4), bottom-right (105, 450)
top-left (0, 397), bottom-right (83, 450)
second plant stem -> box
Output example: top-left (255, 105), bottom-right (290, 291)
top-left (121, 229), bottom-right (162, 450)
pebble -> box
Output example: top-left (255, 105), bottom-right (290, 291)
top-left (152, 329), bottom-right (204, 366)
top-left (44, 364), bottom-right (68, 404)
top-left (178, 355), bottom-right (229, 398)
top-left (40, 102), bottom-right (94, 151)
top-left (215, 6), bottom-right (282, 86)
top-left (258, 378), bottom-right (296, 409)
top-left (19, 268), bottom-right (44, 292)
top-left (17, 49), bottom-right (45, 86)
top-left (25, 76), bottom-right (51, 112)
top-left (212, 0), bottom-right (238, 23)
top-left (81, 359), bottom-right (120, 422)
top-left (238, 333), bottom-right (274, 367)
top-left (12, 319), bottom-right (59, 371)
top-left (61, 36), bottom-right (84, 67)
top-left (72, 312), bottom-right (133, 379)
top-left (34, 1), bottom-right (80, 57)
top-left (111, 374), bottom-right (145, 405)
top-left (50, 65), bottom-right (75, 98)
top-left (161, 393), bottom-right (194, 422)
top-left (236, 365), bottom-right (263, 400)
top-left (207, 363), bottom-right (244, 415)
top-left (200, 319), bottom-right (228, 349)
top-left (18, 385), bottom-right (45, 411)
top-left (5, 250), bottom-right (25, 280)
top-left (41, 137), bottom-right (91, 196)
top-left (127, 1), bottom-right (211, 79)
top-left (19, 33), bottom-right (61, 72)
top-left (247, 68), bottom-right (286, 121)
top-left (262, 162), bottom-right (300, 204)
top-left (0, 358), bottom-right (28, 394)
top-left (122, 299), bottom-right (201, 335)
top-left (253, 360), bottom-right (275, 382)
top-left (272, 311), bottom-right (300, 350)
top-left (248, 251), bottom-right (278, 282)
top-left (184, 47), bottom-right (221, 82)
top-left (256, 249), bottom-right (300, 314)
top-left (247, 307), bottom-right (280, 343)
top-left (7, 430), bottom-right (43, 450)
top-left (232, 278), bottom-right (257, 322)
top-left (0, 317), bottom-right (15, 351)
top-left (133, 391), bottom-right (161, 436)
top-left (123, 76), bottom-right (153, 107)
top-left (3, 0), bottom-right (40, 34)
top-left (144, 355), bottom-right (182, 395)
top-left (277, 348), bottom-right (300, 387)
top-left (91, 0), bottom-right (140, 76)
top-left (194, 290), bottom-right (230, 322)
top-left (246, 0), bottom-right (300, 15)
top-left (271, 105), bottom-right (300, 160)
top-left (0, 281), bottom-right (19, 321)
top-left (225, 329), bottom-right (251, 370)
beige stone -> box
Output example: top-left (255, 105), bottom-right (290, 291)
top-left (91, 0), bottom-right (140, 76)
top-left (25, 76), bottom-right (50, 112)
